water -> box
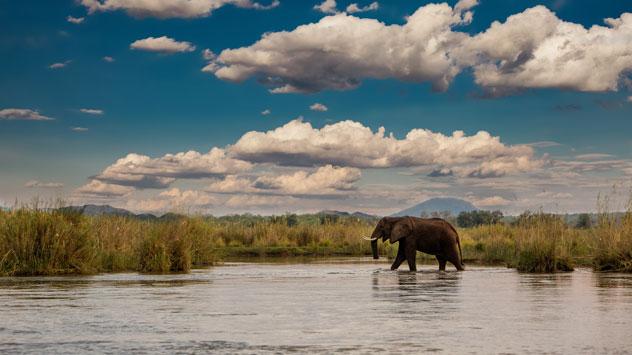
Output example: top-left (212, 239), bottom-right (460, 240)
top-left (1, 259), bottom-right (632, 354)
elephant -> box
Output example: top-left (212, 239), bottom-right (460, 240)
top-left (364, 216), bottom-right (464, 272)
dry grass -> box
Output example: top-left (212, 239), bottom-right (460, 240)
top-left (511, 213), bottom-right (575, 273)
top-left (593, 194), bottom-right (632, 272)
top-left (0, 208), bottom-right (378, 276)
top-left (3, 197), bottom-right (632, 275)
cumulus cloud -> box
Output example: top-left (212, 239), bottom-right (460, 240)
top-left (49, 60), bottom-right (71, 69)
top-left (71, 127), bottom-right (89, 132)
top-left (130, 36), bottom-right (195, 53)
top-left (67, 16), bottom-right (85, 24)
top-left (314, 0), bottom-right (337, 14)
top-left (207, 165), bottom-right (361, 196)
top-left (76, 180), bottom-right (134, 198)
top-left (80, 0), bottom-right (279, 19)
top-left (92, 148), bottom-right (252, 189)
top-left (346, 2), bottom-right (378, 14)
top-left (261, 109), bottom-right (271, 115)
top-left (464, 6), bottom-right (632, 92)
top-left (24, 180), bottom-right (64, 188)
top-left (129, 188), bottom-right (218, 212)
top-left (209, 2), bottom-right (632, 94)
top-left (0, 108), bottom-right (54, 121)
top-left (229, 118), bottom-right (541, 177)
top-left (309, 103), bottom-right (328, 112)
top-left (473, 195), bottom-right (513, 207)
top-left (314, 1), bottom-right (379, 15)
top-left (536, 191), bottom-right (573, 199)
top-left (80, 108), bottom-right (104, 115)
top-left (211, 2), bottom-right (473, 93)
top-left (103, 56), bottom-right (115, 62)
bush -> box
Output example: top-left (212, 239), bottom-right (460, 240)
top-left (0, 209), bottom-right (99, 275)
top-left (593, 195), bottom-right (632, 272)
top-left (513, 213), bottom-right (574, 273)
top-left (457, 210), bottom-right (503, 228)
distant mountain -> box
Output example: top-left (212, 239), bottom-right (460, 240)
top-left (61, 204), bottom-right (158, 220)
top-left (318, 210), bottom-right (379, 220)
top-left (391, 198), bottom-right (477, 217)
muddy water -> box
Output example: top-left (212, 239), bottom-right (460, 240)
top-left (1, 260), bottom-right (632, 354)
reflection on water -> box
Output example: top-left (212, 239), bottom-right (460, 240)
top-left (1, 261), bottom-right (632, 354)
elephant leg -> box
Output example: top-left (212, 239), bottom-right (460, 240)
top-left (436, 255), bottom-right (447, 271)
top-left (390, 243), bottom-right (406, 270)
top-left (405, 241), bottom-right (417, 272)
top-left (447, 246), bottom-right (465, 271)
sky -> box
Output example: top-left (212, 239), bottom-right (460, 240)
top-left (1, 0), bottom-right (631, 216)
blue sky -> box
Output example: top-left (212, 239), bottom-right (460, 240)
top-left (1, 0), bottom-right (631, 215)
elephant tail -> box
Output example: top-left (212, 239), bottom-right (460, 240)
top-left (457, 235), bottom-right (464, 266)
top-left (445, 221), bottom-right (465, 266)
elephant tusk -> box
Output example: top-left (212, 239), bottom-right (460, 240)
top-left (362, 236), bottom-right (379, 241)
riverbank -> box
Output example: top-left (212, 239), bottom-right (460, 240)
top-left (1, 208), bottom-right (631, 275)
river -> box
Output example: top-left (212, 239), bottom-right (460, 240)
top-left (1, 259), bottom-right (631, 354)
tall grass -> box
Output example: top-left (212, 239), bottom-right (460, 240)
top-left (3, 198), bottom-right (632, 275)
top-left (593, 194), bottom-right (632, 272)
top-left (511, 213), bottom-right (574, 272)
top-left (0, 208), bottom-right (98, 275)
top-left (460, 215), bottom-right (579, 272)
top-left (0, 208), bottom-right (378, 276)
top-left (0, 209), bottom-right (221, 275)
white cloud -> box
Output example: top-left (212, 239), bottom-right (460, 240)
top-left (130, 36), bottom-right (196, 53)
top-left (224, 194), bottom-right (293, 208)
top-left (76, 180), bottom-right (134, 198)
top-left (126, 188), bottom-right (219, 212)
top-left (314, 0), bottom-right (337, 14)
top-left (103, 56), bottom-right (115, 62)
top-left (49, 60), bottom-right (71, 69)
top-left (346, 2), bottom-right (378, 14)
top-left (202, 49), bottom-right (216, 60)
top-left (24, 180), bottom-right (64, 188)
top-left (67, 16), bottom-right (85, 24)
top-left (536, 191), bottom-right (573, 199)
top-left (210, 3), bottom-right (632, 94)
top-left (454, 0), bottom-right (478, 13)
top-left (80, 0), bottom-right (279, 19)
top-left (92, 148), bottom-right (252, 189)
top-left (309, 103), bottom-right (328, 112)
top-left (256, 165), bottom-right (360, 194)
top-left (207, 175), bottom-right (258, 194)
top-left (212, 2), bottom-right (473, 93)
top-left (71, 127), bottom-right (89, 132)
top-left (465, 6), bottom-right (632, 92)
top-left (0, 108), bottom-right (54, 121)
top-left (230, 118), bottom-right (541, 177)
top-left (79, 108), bottom-right (104, 115)
top-left (261, 109), bottom-right (271, 115)
top-left (472, 195), bottom-right (513, 207)
top-left (627, 96), bottom-right (632, 103)
top-left (207, 165), bottom-right (361, 196)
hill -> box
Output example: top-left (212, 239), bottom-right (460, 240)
top-left (318, 210), bottom-right (378, 220)
top-left (391, 198), bottom-right (477, 217)
top-left (61, 204), bottom-right (158, 220)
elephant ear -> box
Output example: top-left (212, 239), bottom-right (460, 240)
top-left (389, 218), bottom-right (413, 243)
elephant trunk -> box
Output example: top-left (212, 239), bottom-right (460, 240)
top-left (371, 239), bottom-right (379, 259)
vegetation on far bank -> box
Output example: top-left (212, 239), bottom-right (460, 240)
top-left (1, 198), bottom-right (631, 276)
